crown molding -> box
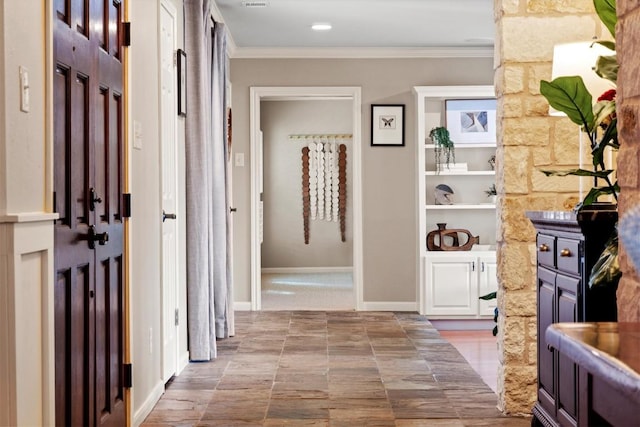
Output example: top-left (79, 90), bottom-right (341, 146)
top-left (227, 46), bottom-right (494, 59)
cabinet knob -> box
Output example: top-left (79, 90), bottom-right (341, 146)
top-left (538, 243), bottom-right (549, 252)
top-left (560, 248), bottom-right (571, 257)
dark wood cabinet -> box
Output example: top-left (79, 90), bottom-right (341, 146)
top-left (527, 209), bottom-right (618, 427)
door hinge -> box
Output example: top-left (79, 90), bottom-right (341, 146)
top-left (175, 308), bottom-right (179, 326)
top-left (124, 363), bottom-right (133, 388)
top-left (122, 22), bottom-right (131, 47)
top-left (122, 193), bottom-right (132, 218)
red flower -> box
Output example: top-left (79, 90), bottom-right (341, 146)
top-left (597, 89), bottom-right (616, 102)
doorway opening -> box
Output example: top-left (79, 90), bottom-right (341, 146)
top-left (250, 87), bottom-right (363, 311)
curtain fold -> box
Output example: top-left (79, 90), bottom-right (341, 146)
top-left (184, 0), bottom-right (233, 361)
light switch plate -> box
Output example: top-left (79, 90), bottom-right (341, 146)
top-left (235, 153), bottom-right (245, 167)
top-left (133, 120), bottom-right (142, 150)
top-left (19, 66), bottom-right (29, 113)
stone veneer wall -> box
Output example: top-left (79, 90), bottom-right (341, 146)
top-left (617, 1), bottom-right (640, 322)
top-left (494, 0), bottom-right (604, 414)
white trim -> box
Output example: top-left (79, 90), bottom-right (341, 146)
top-left (360, 302), bottom-right (419, 312)
top-left (249, 86), bottom-right (363, 312)
top-left (176, 351), bottom-right (189, 376)
top-left (0, 212), bottom-right (59, 223)
top-left (261, 267), bottom-right (353, 274)
top-left (132, 380), bottom-right (165, 427)
top-left (430, 319), bottom-right (495, 331)
top-left (233, 301), bottom-right (252, 311)
top-left (230, 46), bottom-right (494, 59)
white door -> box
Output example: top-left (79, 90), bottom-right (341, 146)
top-left (425, 255), bottom-right (478, 316)
top-left (478, 254), bottom-right (498, 316)
top-left (160, 0), bottom-right (179, 382)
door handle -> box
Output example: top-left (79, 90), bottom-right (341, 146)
top-left (89, 188), bottom-right (102, 211)
top-left (230, 207), bottom-right (237, 213)
top-left (162, 210), bottom-right (177, 222)
top-left (87, 225), bottom-right (109, 249)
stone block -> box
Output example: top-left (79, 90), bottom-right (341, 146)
top-left (618, 14), bottom-right (640, 98)
top-left (618, 0), bottom-right (640, 16)
top-left (526, 318), bottom-right (537, 341)
top-left (502, 317), bottom-right (525, 361)
top-left (504, 290), bottom-right (537, 317)
top-left (553, 120), bottom-right (581, 164)
top-left (527, 342), bottom-right (537, 365)
top-left (524, 96), bottom-right (549, 116)
top-left (532, 147), bottom-right (551, 166)
top-left (526, 0), bottom-right (595, 13)
top-left (503, 95), bottom-right (523, 117)
top-left (503, 117), bottom-right (550, 146)
top-left (502, 364), bottom-right (537, 411)
top-left (619, 103), bottom-right (640, 143)
top-left (531, 169), bottom-right (580, 193)
top-left (617, 276), bottom-right (640, 322)
top-left (502, 16), bottom-right (601, 62)
top-left (502, 155), bottom-right (530, 194)
top-left (528, 64), bottom-right (551, 95)
top-left (499, 0), bottom-right (521, 15)
top-left (504, 65), bottom-right (525, 93)
top-left (618, 145), bottom-right (640, 188)
top-left (499, 243), bottom-right (534, 289)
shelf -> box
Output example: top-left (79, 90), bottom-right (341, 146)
top-left (425, 204), bottom-right (496, 210)
top-left (425, 143), bottom-right (496, 149)
top-left (425, 171), bottom-right (495, 176)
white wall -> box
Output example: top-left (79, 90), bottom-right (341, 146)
top-left (231, 57), bottom-right (495, 304)
top-left (0, 1), bottom-right (56, 425)
top-left (261, 100), bottom-right (353, 268)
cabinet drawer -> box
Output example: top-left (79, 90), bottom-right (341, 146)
top-left (537, 234), bottom-right (555, 268)
top-left (556, 238), bottom-right (581, 275)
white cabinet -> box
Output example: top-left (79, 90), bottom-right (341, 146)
top-left (423, 252), bottom-right (497, 318)
top-left (414, 85), bottom-right (497, 318)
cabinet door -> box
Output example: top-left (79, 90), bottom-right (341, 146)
top-left (538, 267), bottom-right (556, 415)
top-left (478, 254), bottom-right (497, 316)
top-left (425, 255), bottom-right (478, 316)
top-left (557, 274), bottom-right (580, 426)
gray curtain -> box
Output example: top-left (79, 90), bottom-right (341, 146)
top-left (184, 0), bottom-right (234, 361)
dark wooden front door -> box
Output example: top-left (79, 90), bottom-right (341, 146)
top-left (53, 1), bottom-right (126, 426)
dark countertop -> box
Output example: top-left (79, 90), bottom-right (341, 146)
top-left (546, 323), bottom-right (640, 402)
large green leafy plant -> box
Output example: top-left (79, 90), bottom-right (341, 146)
top-left (540, 0), bottom-right (620, 290)
top-left (539, 0), bottom-right (619, 209)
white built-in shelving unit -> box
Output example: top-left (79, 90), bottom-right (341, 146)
top-left (414, 85), bottom-right (498, 319)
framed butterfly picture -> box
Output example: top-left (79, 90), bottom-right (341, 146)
top-left (371, 104), bottom-right (405, 146)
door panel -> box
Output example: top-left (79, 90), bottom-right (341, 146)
top-left (425, 255), bottom-right (477, 316)
top-left (54, 0), bottom-right (126, 426)
top-left (160, 1), bottom-right (179, 382)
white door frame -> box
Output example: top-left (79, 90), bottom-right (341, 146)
top-left (249, 86), bottom-right (363, 310)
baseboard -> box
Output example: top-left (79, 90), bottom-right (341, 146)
top-left (233, 301), bottom-right (252, 311)
top-left (132, 379), bottom-right (164, 427)
top-left (360, 301), bottom-right (418, 312)
top-left (261, 266), bottom-right (353, 274)
top-left (233, 301), bottom-right (418, 312)
top-left (176, 351), bottom-right (190, 376)
top-left (430, 319), bottom-right (495, 330)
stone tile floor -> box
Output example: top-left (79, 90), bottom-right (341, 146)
top-left (142, 311), bottom-right (530, 426)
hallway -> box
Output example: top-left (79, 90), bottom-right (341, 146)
top-left (142, 311), bottom-right (529, 426)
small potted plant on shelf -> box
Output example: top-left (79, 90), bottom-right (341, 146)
top-left (485, 184), bottom-right (497, 203)
top-left (429, 126), bottom-right (455, 173)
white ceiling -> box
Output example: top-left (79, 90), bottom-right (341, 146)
top-left (212, 0), bottom-right (495, 57)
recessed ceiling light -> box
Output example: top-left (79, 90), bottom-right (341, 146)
top-left (312, 23), bottom-right (332, 31)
